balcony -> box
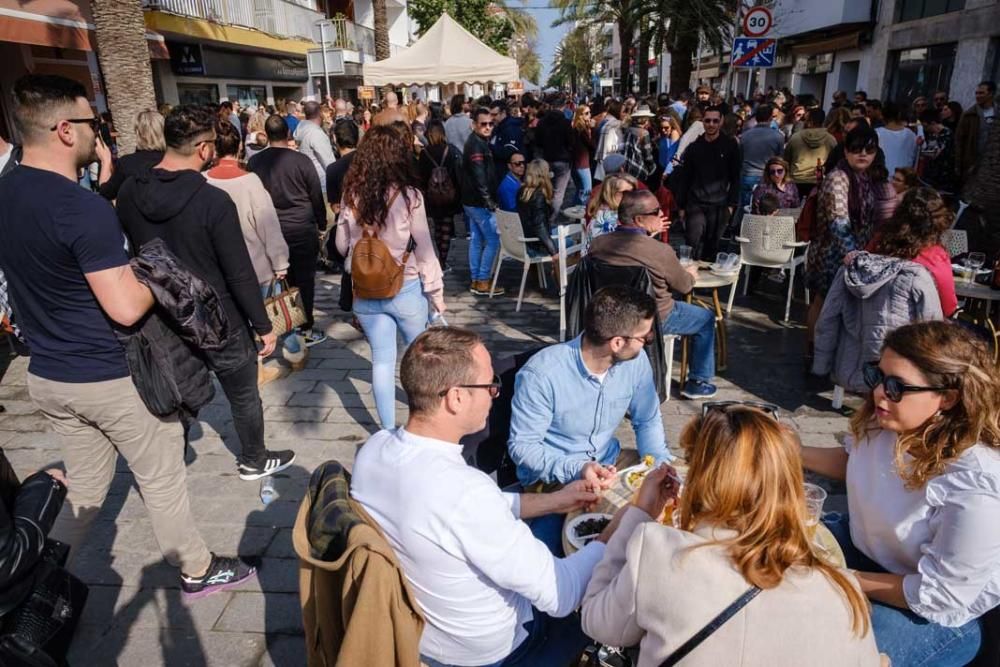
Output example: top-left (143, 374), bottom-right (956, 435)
top-left (313, 17), bottom-right (406, 64)
top-left (142, 0), bottom-right (323, 42)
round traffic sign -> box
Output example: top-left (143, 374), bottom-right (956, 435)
top-left (742, 6), bottom-right (773, 37)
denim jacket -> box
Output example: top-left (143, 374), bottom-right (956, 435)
top-left (508, 335), bottom-right (670, 486)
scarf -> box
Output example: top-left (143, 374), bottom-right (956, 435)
top-left (835, 159), bottom-right (876, 237)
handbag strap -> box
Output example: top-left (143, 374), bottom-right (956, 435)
top-left (659, 587), bottom-right (761, 667)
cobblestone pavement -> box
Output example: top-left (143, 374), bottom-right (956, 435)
top-left (0, 239), bottom-right (858, 666)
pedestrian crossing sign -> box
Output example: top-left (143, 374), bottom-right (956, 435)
top-left (731, 38), bottom-right (777, 68)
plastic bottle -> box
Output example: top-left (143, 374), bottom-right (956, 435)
top-left (429, 311), bottom-right (449, 327)
top-left (260, 477), bottom-right (277, 505)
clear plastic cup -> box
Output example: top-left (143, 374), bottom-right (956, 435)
top-left (679, 245), bottom-right (693, 265)
top-left (803, 482), bottom-right (827, 536)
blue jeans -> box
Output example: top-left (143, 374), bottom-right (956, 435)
top-left (259, 283), bottom-right (302, 355)
top-left (661, 301), bottom-right (716, 383)
top-left (573, 167), bottom-right (593, 206)
top-left (464, 206), bottom-right (500, 281)
top-left (421, 608), bottom-right (590, 667)
top-left (353, 279), bottom-right (428, 428)
top-left (823, 513), bottom-right (983, 667)
top-left (739, 174), bottom-right (760, 211)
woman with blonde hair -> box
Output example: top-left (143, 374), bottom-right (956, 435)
top-left (802, 320), bottom-right (1000, 666)
top-left (584, 173), bottom-right (636, 250)
top-left (751, 156), bottom-right (801, 213)
top-left (582, 404), bottom-right (881, 666)
top-left (98, 109), bottom-right (165, 200)
top-left (516, 158), bottom-right (557, 261)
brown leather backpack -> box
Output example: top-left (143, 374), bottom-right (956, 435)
top-left (350, 193), bottom-right (416, 300)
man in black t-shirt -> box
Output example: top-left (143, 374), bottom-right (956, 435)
top-left (0, 75), bottom-right (255, 599)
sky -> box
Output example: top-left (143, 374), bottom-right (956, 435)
top-left (523, 3), bottom-right (568, 84)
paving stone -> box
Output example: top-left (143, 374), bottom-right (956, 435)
top-left (262, 406), bottom-right (331, 422)
top-left (214, 591), bottom-right (303, 634)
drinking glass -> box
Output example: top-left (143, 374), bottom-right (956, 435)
top-left (965, 252), bottom-right (986, 283)
top-left (803, 483), bottom-right (827, 537)
top-left (678, 245), bottom-right (693, 265)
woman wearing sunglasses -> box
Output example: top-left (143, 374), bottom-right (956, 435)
top-left (802, 320), bottom-right (1000, 666)
top-left (751, 157), bottom-right (801, 214)
top-left (583, 405), bottom-right (881, 666)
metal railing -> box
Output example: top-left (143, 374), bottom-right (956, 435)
top-left (324, 17), bottom-right (376, 56)
top-left (142, 0), bottom-right (323, 42)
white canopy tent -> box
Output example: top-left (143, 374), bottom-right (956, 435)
top-left (363, 13), bottom-right (518, 87)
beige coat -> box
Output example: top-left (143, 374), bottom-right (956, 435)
top-left (581, 507), bottom-right (881, 667)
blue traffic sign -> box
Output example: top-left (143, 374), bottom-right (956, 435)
top-left (731, 38), bottom-right (777, 68)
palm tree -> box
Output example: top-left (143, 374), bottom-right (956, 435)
top-left (551, 0), bottom-right (641, 95)
top-left (373, 0), bottom-right (392, 96)
top-left (89, 0), bottom-right (156, 155)
top-left (641, 0), bottom-right (736, 95)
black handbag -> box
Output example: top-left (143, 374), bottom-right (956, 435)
top-left (0, 542), bottom-right (89, 667)
top-left (659, 587), bottom-right (761, 667)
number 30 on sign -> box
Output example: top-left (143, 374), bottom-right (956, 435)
top-left (742, 6), bottom-right (772, 37)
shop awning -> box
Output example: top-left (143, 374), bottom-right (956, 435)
top-left (790, 29), bottom-right (865, 55)
top-left (144, 11), bottom-right (316, 56)
top-left (363, 14), bottom-right (518, 86)
top-left (0, 8), bottom-right (93, 50)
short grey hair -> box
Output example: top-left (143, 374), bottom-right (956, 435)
top-left (617, 190), bottom-right (659, 226)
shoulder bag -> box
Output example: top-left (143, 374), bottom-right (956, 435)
top-left (658, 586), bottom-right (761, 667)
top-left (263, 279), bottom-right (307, 337)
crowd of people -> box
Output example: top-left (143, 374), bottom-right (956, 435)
top-left (0, 70), bottom-right (998, 667)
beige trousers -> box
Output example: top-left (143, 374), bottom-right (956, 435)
top-left (28, 373), bottom-right (211, 576)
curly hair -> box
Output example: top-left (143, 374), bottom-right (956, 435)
top-left (341, 124), bottom-right (419, 228)
top-left (850, 321), bottom-right (1000, 490)
top-left (874, 187), bottom-right (953, 259)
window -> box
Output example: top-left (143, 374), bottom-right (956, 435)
top-left (896, 0), bottom-right (964, 22)
top-left (177, 84), bottom-right (219, 106)
top-left (226, 85), bottom-right (267, 109)
top-left (888, 44), bottom-right (957, 107)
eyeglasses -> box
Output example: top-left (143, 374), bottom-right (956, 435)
top-left (702, 400), bottom-right (780, 419)
top-left (862, 362), bottom-right (950, 403)
top-left (768, 168), bottom-right (786, 175)
top-left (510, 160), bottom-right (526, 167)
top-left (439, 374), bottom-right (502, 399)
top-left (50, 117), bottom-right (100, 133)
top-left (846, 145), bottom-right (878, 156)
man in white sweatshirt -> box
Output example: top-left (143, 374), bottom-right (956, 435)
top-left (293, 100), bottom-right (336, 193)
top-left (351, 327), bottom-right (633, 667)
top-left (875, 101), bottom-right (918, 178)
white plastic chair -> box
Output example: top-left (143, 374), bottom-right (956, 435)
top-left (556, 224), bottom-right (585, 342)
top-left (726, 214), bottom-right (809, 323)
top-left (941, 229), bottom-right (968, 258)
top-left (662, 334), bottom-right (678, 401)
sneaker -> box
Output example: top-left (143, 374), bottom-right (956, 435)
top-left (181, 553), bottom-right (257, 600)
top-left (471, 280), bottom-right (505, 296)
top-left (299, 329), bottom-right (328, 347)
top-left (238, 450), bottom-right (296, 481)
top-left (681, 379), bottom-right (718, 400)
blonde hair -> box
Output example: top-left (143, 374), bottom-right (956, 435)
top-left (587, 174), bottom-right (636, 218)
top-left (850, 321), bottom-right (1000, 489)
top-left (519, 159), bottom-right (553, 204)
top-left (134, 109), bottom-right (166, 152)
top-left (572, 105), bottom-right (591, 133)
top-left (679, 408), bottom-right (871, 637)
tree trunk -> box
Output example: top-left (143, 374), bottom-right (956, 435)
top-left (617, 19), bottom-right (632, 96)
top-left (668, 28), bottom-right (699, 96)
top-left (89, 0), bottom-right (156, 156)
top-left (373, 0), bottom-right (392, 96)
top-left (637, 26), bottom-right (651, 95)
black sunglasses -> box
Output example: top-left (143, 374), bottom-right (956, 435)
top-left (768, 168), bottom-right (785, 175)
top-left (846, 145), bottom-right (878, 156)
top-left (510, 160), bottom-right (526, 166)
top-left (50, 117), bottom-right (99, 133)
top-left (478, 121), bottom-right (495, 128)
top-left (702, 400), bottom-right (779, 419)
top-left (862, 362), bottom-right (950, 403)
top-left (439, 374), bottom-right (502, 399)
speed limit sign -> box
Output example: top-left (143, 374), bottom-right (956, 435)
top-left (742, 6), bottom-right (773, 37)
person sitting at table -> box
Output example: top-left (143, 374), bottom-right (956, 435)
top-left (801, 320), bottom-right (1000, 667)
top-left (583, 173), bottom-right (636, 251)
top-left (588, 190), bottom-right (718, 399)
top-left (582, 402), bottom-right (882, 666)
top-left (351, 326), bottom-right (630, 667)
top-left (751, 156), bottom-right (801, 214)
top-left (509, 285), bottom-right (671, 485)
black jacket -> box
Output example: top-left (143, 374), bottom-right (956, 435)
top-left (116, 168), bottom-right (272, 337)
top-left (461, 132), bottom-right (498, 210)
top-left (99, 149), bottom-right (163, 201)
top-left (418, 143), bottom-right (462, 218)
top-left (248, 147), bottom-right (327, 239)
top-left (516, 188), bottom-right (556, 255)
top-left (673, 134), bottom-right (742, 208)
top-left (536, 111), bottom-right (573, 164)
top-left (489, 116), bottom-right (525, 175)
top-left (0, 452), bottom-right (66, 615)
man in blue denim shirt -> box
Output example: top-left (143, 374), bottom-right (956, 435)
top-left (508, 287), bottom-right (671, 494)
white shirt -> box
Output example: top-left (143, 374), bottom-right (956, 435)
top-left (351, 428), bottom-right (605, 666)
top-left (0, 144), bottom-right (12, 175)
top-left (875, 126), bottom-right (918, 177)
top-left (845, 429), bottom-right (1000, 626)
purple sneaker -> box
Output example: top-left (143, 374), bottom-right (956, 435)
top-left (181, 554), bottom-right (257, 600)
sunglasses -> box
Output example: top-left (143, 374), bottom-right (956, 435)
top-left (702, 118), bottom-right (721, 124)
top-left (702, 400), bottom-right (780, 419)
top-left (478, 121), bottom-right (495, 128)
top-left (50, 117), bottom-right (100, 133)
top-left (439, 374), bottom-right (502, 399)
top-left (768, 168), bottom-right (785, 175)
top-left (510, 160), bottom-right (526, 167)
top-left (846, 145), bottom-right (878, 155)
top-left (862, 362), bottom-right (950, 403)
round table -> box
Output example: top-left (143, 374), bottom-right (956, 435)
top-left (563, 467), bottom-right (846, 568)
top-left (955, 280), bottom-right (1000, 315)
top-left (677, 263), bottom-right (739, 386)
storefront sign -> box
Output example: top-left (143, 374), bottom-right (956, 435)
top-left (359, 86), bottom-right (375, 100)
top-left (204, 47), bottom-right (307, 81)
top-left (508, 81), bottom-right (524, 95)
top-left (793, 52), bottom-right (834, 75)
top-left (169, 42), bottom-right (205, 75)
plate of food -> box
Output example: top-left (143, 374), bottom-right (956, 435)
top-left (565, 513), bottom-right (613, 551)
top-left (709, 263), bottom-right (740, 277)
top-left (620, 455), bottom-right (656, 492)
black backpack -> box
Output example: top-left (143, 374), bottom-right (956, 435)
top-left (425, 146), bottom-right (457, 208)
